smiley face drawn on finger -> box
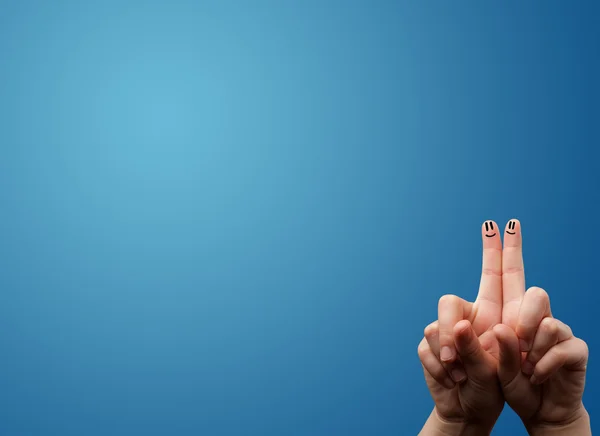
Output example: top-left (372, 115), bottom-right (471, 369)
top-left (506, 220), bottom-right (516, 235)
top-left (484, 221), bottom-right (496, 237)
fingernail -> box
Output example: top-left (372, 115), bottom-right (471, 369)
top-left (522, 360), bottom-right (534, 375)
top-left (530, 374), bottom-right (539, 385)
top-left (440, 346), bottom-right (454, 362)
top-left (519, 339), bottom-right (529, 351)
top-left (451, 368), bottom-right (467, 383)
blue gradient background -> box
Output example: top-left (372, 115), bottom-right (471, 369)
top-left (0, 1), bottom-right (598, 435)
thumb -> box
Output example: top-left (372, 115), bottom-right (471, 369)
top-left (493, 323), bottom-right (521, 386)
top-left (453, 320), bottom-right (493, 378)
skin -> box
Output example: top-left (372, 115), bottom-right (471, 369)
top-left (418, 221), bottom-right (505, 434)
top-left (418, 219), bottom-right (590, 436)
top-left (494, 220), bottom-right (589, 433)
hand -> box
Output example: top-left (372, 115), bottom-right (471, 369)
top-left (492, 220), bottom-right (590, 434)
top-left (417, 221), bottom-right (505, 433)
top-left (494, 290), bottom-right (589, 432)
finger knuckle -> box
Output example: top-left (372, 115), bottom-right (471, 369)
top-left (438, 294), bottom-right (459, 307)
top-left (563, 323), bottom-right (574, 337)
top-left (550, 348), bottom-right (566, 362)
top-left (577, 338), bottom-right (589, 359)
top-left (527, 286), bottom-right (549, 302)
top-left (540, 317), bottom-right (558, 336)
top-left (417, 340), bottom-right (429, 358)
top-left (424, 322), bottom-right (439, 338)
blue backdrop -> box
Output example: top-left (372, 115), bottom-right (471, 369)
top-left (0, 1), bottom-right (598, 435)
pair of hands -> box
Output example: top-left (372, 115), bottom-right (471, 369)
top-left (418, 219), bottom-right (590, 435)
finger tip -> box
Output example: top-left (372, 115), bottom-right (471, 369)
top-left (505, 218), bottom-right (521, 228)
top-left (530, 374), bottom-right (543, 385)
top-left (424, 323), bottom-right (438, 338)
top-left (453, 319), bottom-right (472, 335)
top-left (492, 323), bottom-right (506, 335)
top-left (482, 220), bottom-right (501, 246)
top-left (525, 286), bottom-right (548, 300)
top-left (451, 368), bottom-right (467, 384)
top-left (521, 360), bottom-right (535, 376)
top-left (504, 219), bottom-right (522, 245)
top-left (493, 324), bottom-right (514, 341)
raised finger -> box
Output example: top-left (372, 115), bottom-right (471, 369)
top-left (502, 219), bottom-right (525, 329)
top-left (474, 220), bottom-right (503, 331)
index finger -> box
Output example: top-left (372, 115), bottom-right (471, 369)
top-left (502, 219), bottom-right (525, 328)
top-left (473, 220), bottom-right (503, 331)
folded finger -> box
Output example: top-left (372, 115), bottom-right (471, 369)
top-left (531, 337), bottom-right (589, 385)
top-left (454, 320), bottom-right (494, 380)
top-left (424, 320), bottom-right (440, 357)
top-left (516, 287), bottom-right (552, 352)
top-left (426, 318), bottom-right (466, 383)
top-left (438, 294), bottom-right (472, 363)
top-left (493, 323), bottom-right (522, 387)
top-left (523, 318), bottom-right (573, 375)
top-left (479, 329), bottom-right (500, 361)
top-left (418, 337), bottom-right (455, 389)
